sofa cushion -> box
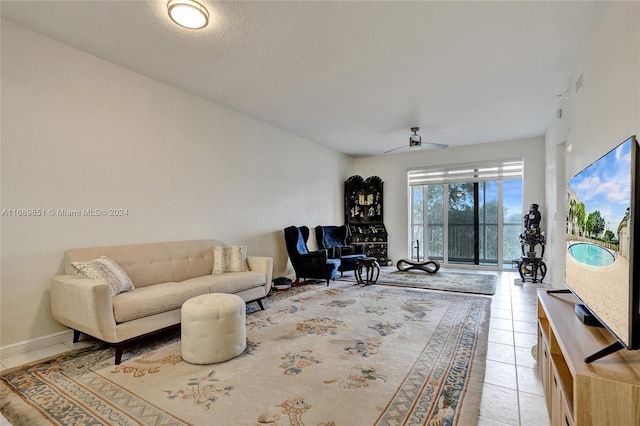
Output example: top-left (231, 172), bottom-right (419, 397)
top-left (112, 281), bottom-right (209, 323)
top-left (71, 256), bottom-right (134, 297)
top-left (183, 271), bottom-right (265, 294)
top-left (212, 246), bottom-right (249, 274)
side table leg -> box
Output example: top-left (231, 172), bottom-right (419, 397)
top-left (518, 260), bottom-right (526, 281)
top-left (355, 265), bottom-right (364, 285)
top-left (372, 261), bottom-right (380, 284)
top-left (365, 265), bottom-right (373, 285)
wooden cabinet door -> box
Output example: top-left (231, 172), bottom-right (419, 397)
top-left (550, 363), bottom-right (563, 425)
top-left (538, 328), bottom-right (551, 413)
top-left (561, 395), bottom-right (574, 426)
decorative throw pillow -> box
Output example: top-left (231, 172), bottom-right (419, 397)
top-left (71, 256), bottom-right (134, 297)
top-left (212, 246), bottom-right (226, 274)
top-left (212, 246), bottom-right (249, 274)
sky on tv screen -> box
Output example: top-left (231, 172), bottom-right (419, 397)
top-left (569, 139), bottom-right (631, 232)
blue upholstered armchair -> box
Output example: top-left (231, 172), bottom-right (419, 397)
top-left (315, 225), bottom-right (366, 276)
top-left (284, 226), bottom-right (341, 286)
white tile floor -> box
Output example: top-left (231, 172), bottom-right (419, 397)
top-left (1, 269), bottom-right (551, 425)
top-left (478, 270), bottom-right (551, 426)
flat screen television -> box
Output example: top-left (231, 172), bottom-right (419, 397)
top-left (565, 135), bottom-right (640, 362)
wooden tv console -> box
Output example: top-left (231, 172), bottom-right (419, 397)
top-left (537, 290), bottom-right (640, 425)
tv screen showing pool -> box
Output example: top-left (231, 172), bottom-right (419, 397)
top-left (566, 136), bottom-right (635, 348)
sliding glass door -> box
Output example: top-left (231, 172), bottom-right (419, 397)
top-left (502, 179), bottom-right (525, 265)
top-left (447, 182), bottom-right (477, 264)
top-left (409, 161), bottom-right (523, 269)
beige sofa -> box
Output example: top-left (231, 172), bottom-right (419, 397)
top-left (50, 239), bottom-right (273, 364)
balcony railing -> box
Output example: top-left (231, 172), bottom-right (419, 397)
top-left (412, 223), bottom-right (523, 265)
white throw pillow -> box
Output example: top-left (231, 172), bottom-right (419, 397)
top-left (71, 256), bottom-right (134, 297)
top-left (212, 246), bottom-right (249, 274)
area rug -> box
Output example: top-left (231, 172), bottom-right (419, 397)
top-left (1, 282), bottom-right (491, 426)
top-left (339, 268), bottom-right (498, 295)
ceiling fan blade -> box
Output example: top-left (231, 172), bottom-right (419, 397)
top-left (422, 142), bottom-right (449, 149)
top-left (384, 145), bottom-right (407, 154)
top-left (385, 127), bottom-right (449, 153)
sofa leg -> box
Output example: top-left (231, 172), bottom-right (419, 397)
top-left (257, 299), bottom-right (265, 310)
top-left (72, 330), bottom-right (82, 343)
top-left (114, 344), bottom-right (125, 365)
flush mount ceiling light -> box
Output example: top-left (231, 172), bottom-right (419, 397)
top-left (168, 0), bottom-right (209, 29)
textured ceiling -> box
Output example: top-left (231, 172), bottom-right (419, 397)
top-left (1, 1), bottom-right (604, 157)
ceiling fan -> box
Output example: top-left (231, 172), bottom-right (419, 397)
top-left (384, 127), bottom-right (449, 154)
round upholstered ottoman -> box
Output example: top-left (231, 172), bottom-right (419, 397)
top-left (181, 293), bottom-right (246, 364)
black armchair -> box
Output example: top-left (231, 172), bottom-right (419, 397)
top-left (284, 226), bottom-right (341, 286)
top-left (315, 225), bottom-right (366, 276)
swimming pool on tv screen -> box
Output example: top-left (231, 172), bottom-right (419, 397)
top-left (568, 243), bottom-right (615, 267)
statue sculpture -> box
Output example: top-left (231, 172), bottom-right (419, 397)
top-left (524, 203), bottom-right (541, 230)
top-left (518, 203), bottom-right (547, 283)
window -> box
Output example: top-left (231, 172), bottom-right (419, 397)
top-left (409, 160), bottom-right (523, 269)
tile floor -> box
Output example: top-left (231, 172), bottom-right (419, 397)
top-left (0, 269), bottom-right (551, 425)
top-left (478, 270), bottom-right (551, 426)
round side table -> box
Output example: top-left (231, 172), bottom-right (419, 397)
top-left (355, 257), bottom-right (380, 286)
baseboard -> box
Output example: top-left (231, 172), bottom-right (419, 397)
top-left (0, 330), bottom-right (73, 360)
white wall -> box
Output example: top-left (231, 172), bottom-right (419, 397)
top-left (7, 1), bottom-right (633, 349)
top-left (354, 137), bottom-right (546, 265)
top-left (0, 20), bottom-right (354, 347)
top-left (545, 1), bottom-right (640, 287)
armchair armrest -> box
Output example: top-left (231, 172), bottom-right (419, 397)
top-left (333, 246), bottom-right (345, 257)
top-left (297, 249), bottom-right (331, 272)
top-left (326, 247), bottom-right (339, 258)
top-left (352, 244), bottom-right (366, 255)
top-left (299, 249), bottom-right (328, 260)
top-left (335, 245), bottom-right (366, 256)
top-left (50, 275), bottom-right (118, 343)
top-left (247, 256), bottom-right (274, 294)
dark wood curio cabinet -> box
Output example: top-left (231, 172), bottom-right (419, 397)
top-left (344, 175), bottom-right (390, 264)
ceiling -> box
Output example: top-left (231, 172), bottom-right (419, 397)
top-left (1, 1), bottom-right (605, 157)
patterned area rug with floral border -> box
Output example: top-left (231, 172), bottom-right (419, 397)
top-left (1, 281), bottom-right (491, 426)
top-left (338, 267), bottom-right (498, 295)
